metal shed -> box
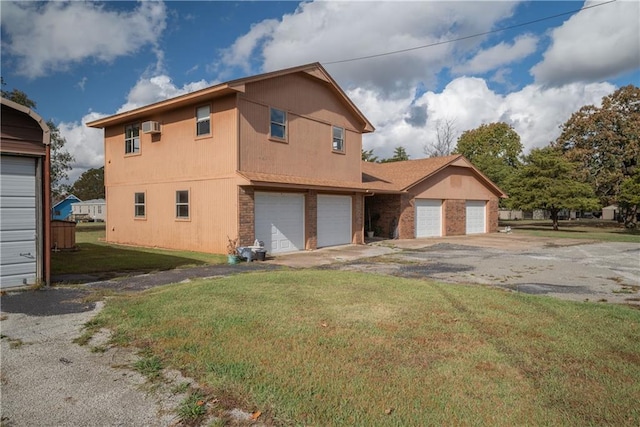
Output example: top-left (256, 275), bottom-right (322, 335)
top-left (1, 98), bottom-right (51, 288)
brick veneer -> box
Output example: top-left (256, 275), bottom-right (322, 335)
top-left (305, 190), bottom-right (317, 250)
top-left (444, 199), bottom-right (466, 236)
top-left (352, 193), bottom-right (364, 244)
top-left (366, 194), bottom-right (401, 238)
top-left (487, 197), bottom-right (499, 233)
top-left (238, 186), bottom-right (255, 246)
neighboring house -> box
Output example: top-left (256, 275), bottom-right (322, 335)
top-left (1, 98), bottom-right (51, 288)
top-left (87, 63), bottom-right (505, 255)
top-left (71, 198), bottom-right (106, 222)
top-left (52, 194), bottom-right (81, 220)
top-left (363, 155), bottom-right (506, 239)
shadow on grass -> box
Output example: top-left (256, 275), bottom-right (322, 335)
top-left (51, 242), bottom-right (218, 279)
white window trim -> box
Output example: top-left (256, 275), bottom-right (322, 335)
top-left (269, 107), bottom-right (287, 141)
top-left (134, 192), bottom-right (146, 218)
top-left (332, 125), bottom-right (345, 153)
top-left (125, 123), bottom-right (140, 154)
top-left (176, 190), bottom-right (190, 219)
top-left (196, 105), bottom-right (211, 137)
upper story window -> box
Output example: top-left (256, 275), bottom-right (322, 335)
top-left (332, 126), bottom-right (345, 153)
top-left (125, 124), bottom-right (140, 154)
top-left (196, 105), bottom-right (211, 136)
top-left (270, 107), bottom-right (287, 141)
top-left (176, 190), bottom-right (189, 219)
top-left (134, 192), bottom-right (145, 218)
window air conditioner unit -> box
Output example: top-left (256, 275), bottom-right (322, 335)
top-left (141, 121), bottom-right (161, 134)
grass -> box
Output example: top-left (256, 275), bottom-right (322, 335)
top-left (94, 270), bottom-right (640, 426)
top-left (501, 219), bottom-right (640, 243)
top-left (51, 223), bottom-right (225, 278)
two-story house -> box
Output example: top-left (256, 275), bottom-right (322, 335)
top-left (88, 63), bottom-right (374, 254)
top-left (88, 63), bottom-right (506, 255)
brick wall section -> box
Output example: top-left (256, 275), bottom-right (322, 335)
top-left (352, 193), bottom-right (364, 244)
top-left (238, 186), bottom-right (255, 246)
top-left (366, 194), bottom-right (401, 238)
top-left (444, 199), bottom-right (466, 236)
top-left (305, 190), bottom-right (317, 250)
top-left (488, 197), bottom-right (499, 233)
top-left (398, 194), bottom-right (415, 239)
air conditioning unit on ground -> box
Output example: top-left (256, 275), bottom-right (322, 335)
top-left (141, 121), bottom-right (161, 134)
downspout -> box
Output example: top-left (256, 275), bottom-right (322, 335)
top-left (43, 131), bottom-right (51, 286)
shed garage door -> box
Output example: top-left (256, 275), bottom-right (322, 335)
top-left (317, 194), bottom-right (352, 248)
top-left (255, 192), bottom-right (304, 254)
top-left (466, 200), bottom-right (486, 234)
top-left (1, 156), bottom-right (37, 288)
top-left (415, 199), bottom-right (442, 237)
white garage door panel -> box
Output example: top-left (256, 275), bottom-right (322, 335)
top-left (317, 195), bottom-right (352, 248)
top-left (415, 199), bottom-right (442, 238)
top-left (1, 156), bottom-right (37, 288)
top-left (466, 201), bottom-right (486, 234)
top-left (255, 193), bottom-right (304, 254)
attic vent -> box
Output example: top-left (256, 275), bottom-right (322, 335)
top-left (141, 121), bottom-right (161, 134)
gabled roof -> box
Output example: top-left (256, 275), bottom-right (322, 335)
top-left (52, 194), bottom-right (81, 208)
top-left (86, 63), bottom-right (374, 133)
top-left (361, 154), bottom-right (507, 197)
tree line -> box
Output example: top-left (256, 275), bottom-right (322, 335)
top-left (363, 85), bottom-right (640, 229)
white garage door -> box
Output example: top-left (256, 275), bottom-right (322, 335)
top-left (317, 194), bottom-right (352, 248)
top-left (415, 199), bottom-right (442, 237)
top-left (1, 156), bottom-right (37, 288)
top-left (466, 200), bottom-right (486, 234)
top-left (255, 192), bottom-right (304, 254)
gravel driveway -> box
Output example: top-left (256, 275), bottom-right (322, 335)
top-left (1, 234), bottom-right (638, 426)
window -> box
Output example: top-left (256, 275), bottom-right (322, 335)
top-left (176, 190), bottom-right (189, 218)
top-left (270, 108), bottom-right (286, 140)
top-left (134, 192), bottom-right (145, 218)
top-left (125, 124), bottom-right (140, 154)
top-left (332, 126), bottom-right (345, 152)
top-left (196, 105), bottom-right (210, 136)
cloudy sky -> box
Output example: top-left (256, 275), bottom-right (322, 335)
top-left (1, 0), bottom-right (638, 183)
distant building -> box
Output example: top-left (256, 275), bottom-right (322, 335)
top-left (52, 194), bottom-right (81, 220)
top-left (71, 199), bottom-right (106, 222)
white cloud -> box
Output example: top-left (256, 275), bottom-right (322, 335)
top-left (58, 112), bottom-right (107, 184)
top-left (453, 34), bottom-right (538, 74)
top-left (221, 1), bottom-right (518, 96)
top-left (1, 1), bottom-right (167, 78)
top-left (117, 75), bottom-right (212, 113)
top-left (357, 78), bottom-right (615, 161)
top-left (531, 0), bottom-right (640, 85)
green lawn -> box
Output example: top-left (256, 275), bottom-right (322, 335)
top-left (51, 223), bottom-right (225, 278)
top-left (501, 219), bottom-right (640, 243)
top-left (90, 270), bottom-right (640, 426)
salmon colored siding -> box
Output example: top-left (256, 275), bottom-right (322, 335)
top-left (238, 74), bottom-right (363, 183)
top-left (105, 179), bottom-right (238, 253)
top-left (104, 94), bottom-right (240, 253)
top-left (410, 166), bottom-right (502, 200)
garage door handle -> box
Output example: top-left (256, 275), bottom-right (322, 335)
top-left (20, 252), bottom-right (34, 259)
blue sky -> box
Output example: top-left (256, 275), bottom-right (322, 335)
top-left (2, 1), bottom-right (638, 183)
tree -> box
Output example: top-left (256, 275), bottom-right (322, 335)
top-left (423, 118), bottom-right (456, 158)
top-left (553, 85), bottom-right (640, 225)
top-left (362, 148), bottom-right (379, 162)
top-left (2, 80), bottom-right (75, 199)
top-left (618, 170), bottom-right (640, 228)
top-left (380, 146), bottom-right (410, 163)
top-left (48, 120), bottom-right (74, 198)
top-left (506, 147), bottom-right (599, 230)
top-left (454, 122), bottom-right (523, 191)
top-left (70, 167), bottom-right (105, 200)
